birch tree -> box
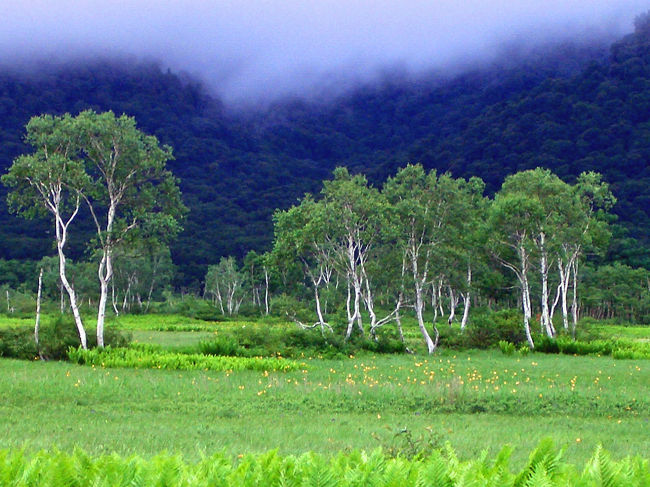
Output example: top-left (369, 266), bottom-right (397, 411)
top-left (204, 257), bottom-right (245, 315)
top-left (243, 250), bottom-right (275, 316)
top-left (272, 196), bottom-right (335, 331)
top-left (498, 169), bottom-right (575, 338)
top-left (383, 165), bottom-right (479, 353)
top-left (2, 114), bottom-right (90, 348)
top-left (320, 168), bottom-right (391, 340)
top-left (551, 172), bottom-right (614, 336)
top-left (75, 110), bottom-right (185, 347)
top-left (488, 191), bottom-right (543, 348)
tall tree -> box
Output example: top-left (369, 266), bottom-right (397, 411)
top-left (551, 172), bottom-right (614, 335)
top-left (384, 165), bottom-right (481, 353)
top-left (75, 110), bottom-right (185, 347)
top-left (2, 114), bottom-right (90, 348)
top-left (488, 190), bottom-right (543, 348)
top-left (272, 196), bottom-right (335, 331)
top-left (320, 168), bottom-right (388, 340)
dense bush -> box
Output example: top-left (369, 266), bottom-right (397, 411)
top-left (463, 309), bottom-right (527, 348)
top-left (0, 315), bottom-right (130, 360)
top-left (198, 325), bottom-right (406, 359)
top-left (534, 335), bottom-right (650, 359)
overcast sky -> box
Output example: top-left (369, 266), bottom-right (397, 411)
top-left (0, 1), bottom-right (647, 104)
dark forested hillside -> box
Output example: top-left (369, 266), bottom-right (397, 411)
top-left (1, 16), bottom-right (649, 286)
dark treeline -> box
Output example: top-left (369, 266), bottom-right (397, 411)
top-left (1, 13), bottom-right (649, 288)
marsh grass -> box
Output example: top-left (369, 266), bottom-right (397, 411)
top-left (1, 349), bottom-right (647, 467)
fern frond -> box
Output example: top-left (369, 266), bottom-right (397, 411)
top-left (523, 463), bottom-right (554, 487)
top-left (514, 438), bottom-right (560, 487)
top-left (416, 451), bottom-right (453, 487)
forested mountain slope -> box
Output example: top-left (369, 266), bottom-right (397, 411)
top-left (0, 18), bottom-right (648, 286)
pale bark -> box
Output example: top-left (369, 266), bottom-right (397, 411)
top-left (54, 200), bottom-right (87, 349)
top-left (460, 265), bottom-right (472, 331)
top-left (447, 286), bottom-right (458, 325)
top-left (35, 268), bottom-right (43, 359)
top-left (571, 259), bottom-right (579, 338)
top-left (215, 281), bottom-right (225, 314)
top-left (303, 259), bottom-right (332, 333)
top-left (111, 282), bottom-right (120, 316)
top-left (549, 277), bottom-right (562, 330)
top-left (411, 248), bottom-right (437, 354)
top-left (264, 267), bottom-right (270, 316)
top-left (345, 280), bottom-right (354, 340)
top-left (521, 270), bottom-right (534, 348)
top-left (495, 236), bottom-right (534, 349)
top-left (96, 247), bottom-right (113, 348)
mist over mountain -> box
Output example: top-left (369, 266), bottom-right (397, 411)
top-left (1, 1), bottom-right (647, 105)
top-left (1, 12), bottom-right (650, 286)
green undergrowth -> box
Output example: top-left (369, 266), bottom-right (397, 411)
top-left (530, 335), bottom-right (650, 359)
top-left (1, 439), bottom-right (648, 487)
top-left (67, 344), bottom-right (302, 372)
top-left (0, 317), bottom-right (130, 360)
top-left (197, 325), bottom-right (406, 359)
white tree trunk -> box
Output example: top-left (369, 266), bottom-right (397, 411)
top-left (264, 267), bottom-right (270, 316)
top-left (344, 239), bottom-right (364, 340)
top-left (460, 265), bottom-right (472, 331)
top-left (345, 280), bottom-right (354, 340)
top-left (215, 282), bottom-right (225, 315)
top-left (447, 286), bottom-right (458, 325)
top-left (55, 211), bottom-right (87, 350)
top-left (96, 248), bottom-right (113, 348)
top-left (539, 235), bottom-right (554, 338)
top-left (410, 250), bottom-right (436, 354)
top-left (35, 268), bottom-right (43, 358)
top-left (57, 244), bottom-right (86, 349)
top-left (522, 276), bottom-right (534, 349)
top-left (571, 259), bottom-right (579, 338)
top-left (415, 281), bottom-right (437, 354)
top-left (519, 245), bottom-right (534, 349)
top-left (549, 278), bottom-right (562, 330)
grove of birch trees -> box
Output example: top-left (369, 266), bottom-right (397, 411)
top-left (258, 165), bottom-right (614, 353)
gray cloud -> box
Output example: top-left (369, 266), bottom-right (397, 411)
top-left (0, 1), bottom-right (647, 104)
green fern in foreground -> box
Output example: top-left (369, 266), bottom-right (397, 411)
top-left (1, 441), bottom-right (648, 486)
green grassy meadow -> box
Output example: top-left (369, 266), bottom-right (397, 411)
top-left (1, 313), bottom-right (648, 469)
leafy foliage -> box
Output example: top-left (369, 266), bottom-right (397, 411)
top-left (0, 316), bottom-right (130, 360)
top-left (67, 343), bottom-right (301, 371)
top-left (0, 442), bottom-right (648, 486)
top-left (534, 335), bottom-right (650, 359)
top-left (198, 325), bottom-right (406, 359)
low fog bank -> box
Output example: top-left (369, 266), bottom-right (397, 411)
top-left (0, 1), bottom-right (647, 105)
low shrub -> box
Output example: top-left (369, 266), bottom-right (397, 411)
top-left (0, 315), bottom-right (130, 360)
top-left (197, 325), bottom-right (406, 359)
top-left (533, 335), bottom-right (650, 359)
top-left (464, 309), bottom-right (527, 348)
top-left (612, 348), bottom-right (650, 359)
top-left (535, 335), bottom-right (560, 354)
top-left (68, 344), bottom-right (301, 372)
top-left (498, 340), bottom-right (516, 355)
